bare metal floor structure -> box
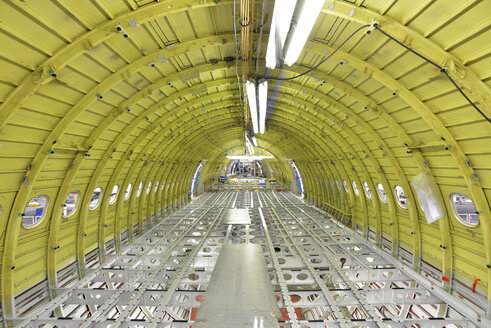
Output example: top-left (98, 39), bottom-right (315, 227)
top-left (11, 191), bottom-right (486, 328)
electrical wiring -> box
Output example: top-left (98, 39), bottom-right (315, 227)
top-left (262, 20), bottom-right (489, 124)
top-left (376, 27), bottom-right (490, 124)
top-left (233, 0), bottom-right (243, 106)
top-left (264, 24), bottom-right (370, 81)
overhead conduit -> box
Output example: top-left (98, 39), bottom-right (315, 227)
top-left (0, 0), bottom-right (489, 321)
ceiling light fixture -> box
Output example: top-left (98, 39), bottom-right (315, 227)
top-left (283, 0), bottom-right (325, 67)
top-left (258, 80), bottom-right (268, 134)
top-left (266, 0), bottom-right (324, 68)
top-left (247, 79), bottom-right (268, 134)
top-left (265, 0), bottom-right (297, 69)
top-left (251, 136), bottom-right (258, 147)
top-left (246, 80), bottom-right (259, 134)
top-left (226, 155), bottom-right (274, 160)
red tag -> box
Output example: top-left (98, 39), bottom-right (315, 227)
top-left (473, 279), bottom-right (481, 293)
top-left (442, 276), bottom-right (450, 282)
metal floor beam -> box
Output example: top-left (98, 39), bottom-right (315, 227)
top-left (11, 191), bottom-right (486, 328)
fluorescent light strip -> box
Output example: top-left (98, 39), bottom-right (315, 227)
top-left (258, 80), bottom-right (268, 134)
top-left (265, 0), bottom-right (297, 69)
top-left (283, 0), bottom-right (325, 66)
top-left (227, 155), bottom-right (273, 160)
top-left (251, 136), bottom-right (258, 147)
top-left (246, 80), bottom-right (259, 133)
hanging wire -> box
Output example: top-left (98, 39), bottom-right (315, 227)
top-left (376, 26), bottom-right (490, 124)
top-left (262, 19), bottom-right (490, 124)
top-left (264, 24), bottom-right (369, 81)
top-left (233, 0), bottom-right (243, 105)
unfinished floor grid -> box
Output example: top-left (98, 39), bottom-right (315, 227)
top-left (8, 190), bottom-right (484, 328)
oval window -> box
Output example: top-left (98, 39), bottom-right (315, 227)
top-left (154, 181), bottom-right (159, 192)
top-left (394, 185), bottom-right (408, 209)
top-left (363, 181), bottom-right (372, 199)
top-left (450, 192), bottom-right (479, 227)
top-left (136, 182), bottom-right (143, 198)
top-left (124, 183), bottom-right (132, 201)
top-left (109, 185), bottom-right (119, 205)
top-left (352, 181), bottom-right (359, 196)
top-left (22, 195), bottom-right (49, 228)
top-left (146, 181), bottom-right (152, 194)
top-left (377, 183), bottom-right (387, 203)
top-left (89, 187), bottom-right (103, 210)
top-left (63, 191), bottom-right (80, 218)
top-left (343, 180), bottom-right (349, 192)
top-left (336, 180), bottom-right (342, 191)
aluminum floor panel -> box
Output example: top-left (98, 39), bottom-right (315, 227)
top-left (194, 243), bottom-right (280, 328)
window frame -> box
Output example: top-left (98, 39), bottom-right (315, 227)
top-left (352, 180), bottom-right (359, 196)
top-left (362, 181), bottom-right (372, 199)
top-left (22, 194), bottom-right (50, 229)
top-left (343, 180), bottom-right (349, 192)
top-left (394, 185), bottom-right (408, 209)
top-left (124, 183), bottom-right (132, 201)
top-left (449, 192), bottom-right (479, 227)
top-left (376, 183), bottom-right (387, 203)
top-left (109, 185), bottom-right (120, 205)
top-left (63, 190), bottom-right (81, 218)
top-left (136, 182), bottom-right (143, 198)
top-left (89, 187), bottom-right (103, 210)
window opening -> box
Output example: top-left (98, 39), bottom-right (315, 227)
top-left (191, 163), bottom-right (204, 200)
top-left (363, 181), bottom-right (372, 199)
top-left (377, 183), bottom-right (387, 203)
top-left (146, 181), bottom-right (152, 194)
top-left (89, 188), bottom-right (103, 210)
top-left (23, 195), bottom-right (49, 228)
top-left (154, 181), bottom-right (159, 192)
top-left (352, 181), bottom-right (359, 196)
top-left (291, 162), bottom-right (304, 198)
top-left (343, 180), bottom-right (349, 192)
top-left (109, 185), bottom-right (119, 205)
top-left (394, 185), bottom-right (408, 209)
top-left (450, 192), bottom-right (479, 227)
top-left (63, 191), bottom-right (80, 217)
top-left (125, 183), bottom-right (132, 201)
top-left (136, 182), bottom-right (143, 197)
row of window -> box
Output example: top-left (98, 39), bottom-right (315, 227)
top-left (337, 179), bottom-right (479, 227)
top-left (19, 180), bottom-right (166, 229)
top-left (6, 178), bottom-right (479, 229)
top-left (349, 180), bottom-right (408, 209)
